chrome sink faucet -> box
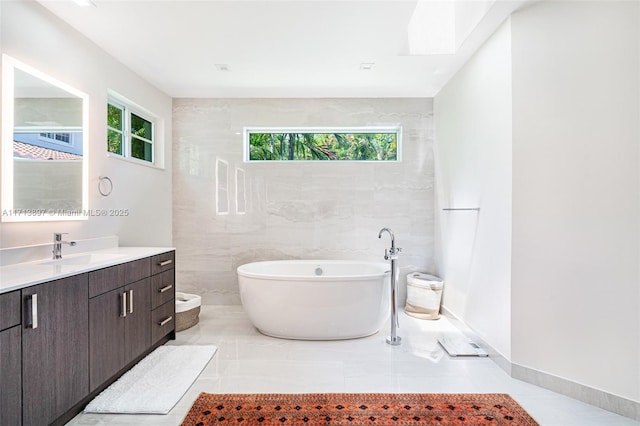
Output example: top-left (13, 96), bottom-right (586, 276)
top-left (52, 233), bottom-right (77, 259)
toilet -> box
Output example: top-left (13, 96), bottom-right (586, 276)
top-left (175, 292), bottom-right (202, 331)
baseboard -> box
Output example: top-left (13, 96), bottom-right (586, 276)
top-left (440, 305), bottom-right (640, 421)
top-left (511, 363), bottom-right (640, 421)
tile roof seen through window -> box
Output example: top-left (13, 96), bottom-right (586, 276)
top-left (13, 141), bottom-right (82, 161)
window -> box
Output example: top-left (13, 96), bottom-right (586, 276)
top-left (245, 127), bottom-right (401, 161)
top-left (107, 99), bottom-right (155, 164)
top-left (39, 132), bottom-right (70, 144)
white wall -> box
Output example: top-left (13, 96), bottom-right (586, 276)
top-left (172, 98), bottom-right (435, 304)
top-left (511, 0), bottom-right (640, 402)
top-left (436, 0), bottom-right (639, 405)
top-left (434, 20), bottom-right (513, 360)
top-left (0, 0), bottom-right (173, 248)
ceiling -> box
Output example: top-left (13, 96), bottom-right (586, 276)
top-left (38, 0), bottom-right (531, 98)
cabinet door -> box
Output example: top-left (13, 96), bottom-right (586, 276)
top-left (124, 278), bottom-right (151, 364)
top-left (22, 274), bottom-right (89, 426)
top-left (0, 290), bottom-right (20, 330)
top-left (0, 326), bottom-right (21, 426)
top-left (89, 288), bottom-right (125, 392)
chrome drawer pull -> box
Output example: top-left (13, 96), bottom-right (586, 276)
top-left (121, 292), bottom-right (127, 318)
top-left (29, 294), bottom-right (38, 329)
top-left (159, 284), bottom-right (173, 293)
top-left (158, 259), bottom-right (173, 266)
top-left (128, 290), bottom-right (134, 314)
top-left (158, 316), bottom-right (173, 326)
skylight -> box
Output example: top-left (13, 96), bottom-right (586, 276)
top-left (408, 0), bottom-right (495, 55)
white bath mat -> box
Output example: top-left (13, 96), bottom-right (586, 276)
top-left (84, 345), bottom-right (217, 414)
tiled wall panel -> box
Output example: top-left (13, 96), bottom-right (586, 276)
top-left (173, 98), bottom-right (434, 304)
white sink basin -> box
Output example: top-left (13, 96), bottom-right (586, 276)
top-left (39, 253), bottom-right (126, 266)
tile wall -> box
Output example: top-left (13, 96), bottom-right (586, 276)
top-left (172, 98), bottom-right (435, 304)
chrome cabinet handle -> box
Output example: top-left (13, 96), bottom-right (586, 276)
top-left (128, 290), bottom-right (134, 314)
top-left (121, 292), bottom-right (127, 318)
top-left (159, 284), bottom-right (173, 293)
top-left (29, 294), bottom-right (38, 329)
top-left (158, 259), bottom-right (173, 266)
top-left (158, 316), bottom-right (173, 326)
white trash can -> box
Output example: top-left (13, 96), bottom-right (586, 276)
top-left (175, 292), bottom-right (202, 332)
top-left (405, 272), bottom-right (443, 320)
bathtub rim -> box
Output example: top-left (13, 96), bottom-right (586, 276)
top-left (237, 259), bottom-right (390, 282)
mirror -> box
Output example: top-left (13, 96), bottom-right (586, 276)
top-left (2, 55), bottom-right (89, 222)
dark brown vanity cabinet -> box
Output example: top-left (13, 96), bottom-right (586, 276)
top-left (0, 250), bottom-right (175, 425)
top-left (88, 258), bottom-right (152, 391)
top-left (21, 274), bottom-right (90, 426)
top-left (150, 251), bottom-right (176, 344)
top-left (87, 251), bottom-right (176, 392)
top-left (0, 291), bottom-right (22, 426)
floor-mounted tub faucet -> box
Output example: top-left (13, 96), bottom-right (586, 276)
top-left (53, 233), bottom-right (77, 259)
top-left (378, 227), bottom-right (401, 346)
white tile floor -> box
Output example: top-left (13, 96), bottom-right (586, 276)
top-left (68, 306), bottom-right (639, 425)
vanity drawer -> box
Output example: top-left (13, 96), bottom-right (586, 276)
top-left (0, 291), bottom-right (21, 331)
top-left (151, 300), bottom-right (175, 344)
top-left (151, 269), bottom-right (175, 309)
top-left (89, 258), bottom-right (151, 298)
top-left (151, 251), bottom-right (175, 275)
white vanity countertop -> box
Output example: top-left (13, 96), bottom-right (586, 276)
top-left (0, 247), bottom-right (175, 294)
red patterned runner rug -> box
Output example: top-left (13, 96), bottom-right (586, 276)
top-left (181, 393), bottom-right (539, 425)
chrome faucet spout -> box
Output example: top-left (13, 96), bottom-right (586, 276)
top-left (379, 227), bottom-right (401, 259)
top-left (52, 233), bottom-right (77, 259)
top-left (378, 227), bottom-right (395, 249)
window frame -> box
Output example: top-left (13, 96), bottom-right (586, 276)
top-left (39, 132), bottom-right (71, 145)
top-left (243, 126), bottom-right (402, 162)
top-left (107, 97), bottom-right (156, 166)
top-left (107, 101), bottom-right (125, 156)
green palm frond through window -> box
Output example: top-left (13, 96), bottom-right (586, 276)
top-left (247, 129), bottom-right (399, 161)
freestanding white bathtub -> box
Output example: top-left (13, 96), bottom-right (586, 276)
top-left (237, 260), bottom-right (390, 340)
